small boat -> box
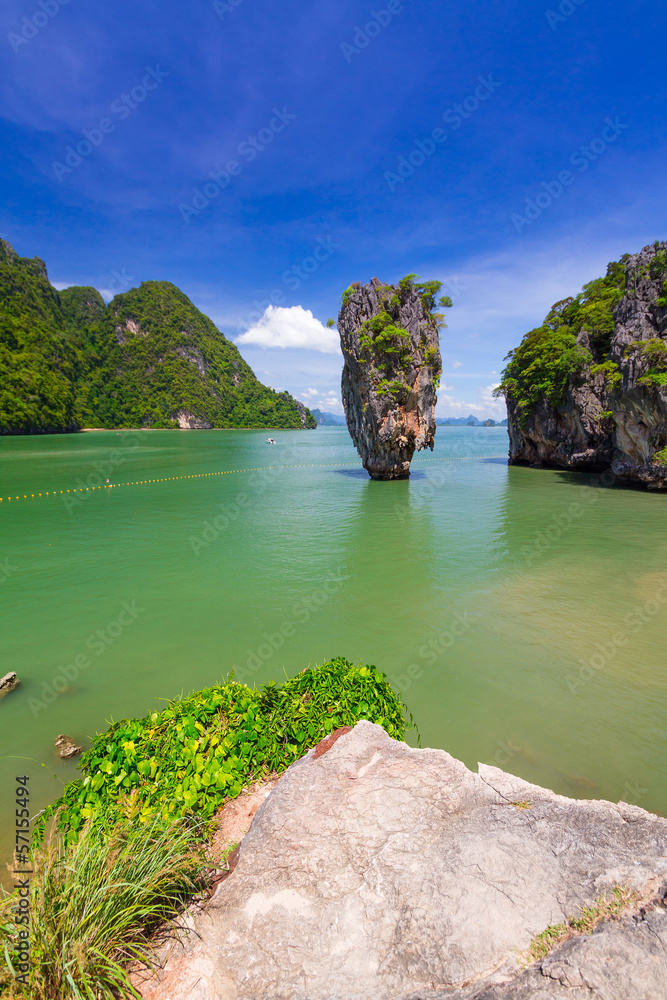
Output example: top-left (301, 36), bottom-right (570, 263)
top-left (266, 437), bottom-right (276, 444)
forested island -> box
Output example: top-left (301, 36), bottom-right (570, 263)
top-left (0, 239), bottom-right (316, 434)
top-left (495, 240), bottom-right (667, 487)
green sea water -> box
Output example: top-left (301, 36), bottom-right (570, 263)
top-left (1, 426), bottom-right (666, 875)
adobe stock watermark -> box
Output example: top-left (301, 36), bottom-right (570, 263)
top-left (51, 66), bottom-right (169, 183)
top-left (383, 75), bottom-right (501, 191)
top-left (234, 236), bottom-right (340, 335)
top-left (511, 116), bottom-right (629, 234)
top-left (520, 470), bottom-right (616, 567)
top-left (388, 609), bottom-right (478, 696)
top-left (340, 0), bottom-right (409, 63)
top-left (231, 565), bottom-right (348, 685)
top-left (545, 0), bottom-right (588, 31)
top-left (567, 574), bottom-right (667, 694)
top-left (393, 465), bottom-right (458, 524)
top-left (485, 737), bottom-right (524, 768)
top-left (63, 434), bottom-right (143, 513)
top-left (213, 0), bottom-right (246, 21)
top-left (8, 0), bottom-right (72, 55)
top-left (621, 780), bottom-right (649, 806)
top-left (27, 601), bottom-right (144, 716)
top-left (179, 107), bottom-right (296, 224)
top-left (106, 267), bottom-right (135, 297)
top-left (189, 441), bottom-right (305, 555)
top-left (0, 558), bottom-right (18, 585)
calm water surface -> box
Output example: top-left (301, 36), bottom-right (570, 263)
top-left (1, 426), bottom-right (665, 872)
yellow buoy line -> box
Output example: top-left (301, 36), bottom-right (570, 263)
top-left (0, 455), bottom-right (507, 505)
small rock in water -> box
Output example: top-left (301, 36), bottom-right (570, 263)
top-left (0, 672), bottom-right (19, 696)
top-left (55, 734), bottom-right (83, 759)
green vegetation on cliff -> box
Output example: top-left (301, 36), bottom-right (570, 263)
top-left (35, 658), bottom-right (410, 844)
top-left (494, 258), bottom-right (627, 419)
top-left (353, 274), bottom-right (449, 399)
top-left (0, 240), bottom-right (315, 433)
top-left (1, 660), bottom-right (409, 999)
top-left (0, 241), bottom-right (80, 433)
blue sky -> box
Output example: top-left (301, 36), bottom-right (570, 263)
top-left (1, 0), bottom-right (666, 418)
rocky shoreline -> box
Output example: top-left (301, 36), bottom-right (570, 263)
top-left (133, 722), bottom-right (667, 1000)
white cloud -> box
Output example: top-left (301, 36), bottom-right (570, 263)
top-left (236, 305), bottom-right (340, 354)
top-left (451, 360), bottom-right (463, 369)
top-left (297, 389), bottom-right (343, 413)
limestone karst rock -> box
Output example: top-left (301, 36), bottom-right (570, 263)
top-left (134, 722), bottom-right (667, 1000)
top-left (501, 241), bottom-right (667, 487)
top-left (338, 276), bottom-right (445, 479)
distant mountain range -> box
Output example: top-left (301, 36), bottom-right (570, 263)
top-left (312, 410), bottom-right (506, 427)
top-left (436, 415), bottom-right (507, 426)
top-left (310, 409), bottom-right (346, 426)
top-left (0, 239), bottom-right (316, 434)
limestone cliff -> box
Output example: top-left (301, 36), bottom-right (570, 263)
top-left (338, 276), bottom-right (445, 479)
top-left (134, 722), bottom-right (667, 1000)
top-left (499, 242), bottom-right (667, 487)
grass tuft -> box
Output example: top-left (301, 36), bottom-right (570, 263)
top-left (1, 815), bottom-right (205, 999)
top-left (525, 883), bottom-right (639, 963)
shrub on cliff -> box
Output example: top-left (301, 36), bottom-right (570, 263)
top-left (494, 258), bottom-right (627, 419)
top-left (34, 658), bottom-right (411, 845)
top-left (494, 327), bottom-right (592, 417)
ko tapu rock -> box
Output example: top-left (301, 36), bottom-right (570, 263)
top-left (338, 276), bottom-right (449, 479)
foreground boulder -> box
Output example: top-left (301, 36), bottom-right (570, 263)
top-left (338, 277), bottom-right (445, 479)
top-left (137, 722), bottom-right (667, 1000)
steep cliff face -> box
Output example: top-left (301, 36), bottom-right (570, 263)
top-left (499, 242), bottom-right (667, 487)
top-left (338, 276), bottom-right (444, 479)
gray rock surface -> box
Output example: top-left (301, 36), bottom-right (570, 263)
top-left (338, 278), bottom-right (442, 478)
top-left (396, 907), bottom-right (667, 998)
top-left (54, 734), bottom-right (83, 759)
top-left (507, 242), bottom-right (667, 486)
top-left (0, 671), bottom-right (19, 695)
top-left (137, 722), bottom-right (667, 1000)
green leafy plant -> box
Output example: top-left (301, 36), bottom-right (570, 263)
top-left (34, 658), bottom-right (411, 845)
top-left (375, 378), bottom-right (407, 398)
top-left (590, 360), bottom-right (622, 390)
top-left (494, 328), bottom-right (592, 420)
top-left (628, 338), bottom-right (667, 388)
top-left (0, 816), bottom-right (205, 1000)
top-left (341, 283), bottom-right (360, 307)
